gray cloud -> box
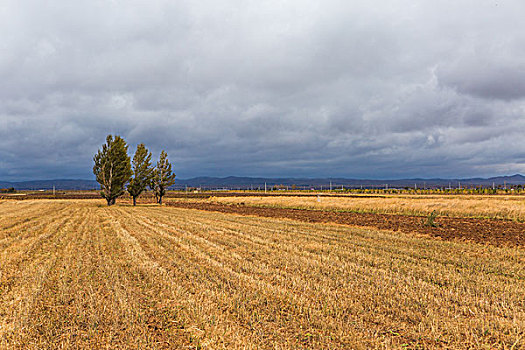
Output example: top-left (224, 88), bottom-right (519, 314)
top-left (1, 0), bottom-right (525, 181)
top-left (438, 61), bottom-right (525, 101)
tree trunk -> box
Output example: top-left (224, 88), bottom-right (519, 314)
top-left (133, 196), bottom-right (137, 206)
top-left (158, 196), bottom-right (162, 205)
top-left (106, 197), bottom-right (113, 206)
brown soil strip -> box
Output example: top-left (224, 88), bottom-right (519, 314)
top-left (166, 201), bottom-right (525, 247)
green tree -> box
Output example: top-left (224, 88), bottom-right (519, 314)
top-left (127, 143), bottom-right (153, 206)
top-left (93, 135), bottom-right (132, 206)
top-left (151, 150), bottom-right (176, 205)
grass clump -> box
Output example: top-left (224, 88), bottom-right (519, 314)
top-left (424, 210), bottom-right (439, 227)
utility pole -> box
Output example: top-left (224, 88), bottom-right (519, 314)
top-left (329, 181), bottom-right (332, 191)
top-left (264, 182), bottom-right (267, 193)
top-left (504, 181), bottom-right (507, 190)
top-left (493, 182), bottom-right (495, 190)
top-left (458, 181), bottom-right (461, 190)
top-left (53, 185), bottom-right (55, 196)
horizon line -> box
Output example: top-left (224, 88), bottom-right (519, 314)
top-left (1, 173), bottom-right (525, 183)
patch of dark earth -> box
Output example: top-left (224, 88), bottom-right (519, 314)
top-left (166, 201), bottom-right (525, 247)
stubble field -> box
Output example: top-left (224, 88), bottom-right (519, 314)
top-left (201, 194), bottom-right (525, 221)
top-left (0, 199), bottom-right (524, 349)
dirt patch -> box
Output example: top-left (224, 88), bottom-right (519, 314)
top-left (166, 201), bottom-right (525, 247)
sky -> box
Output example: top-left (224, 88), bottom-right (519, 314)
top-left (1, 0), bottom-right (525, 181)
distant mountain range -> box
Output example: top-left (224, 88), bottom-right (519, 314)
top-left (0, 179), bottom-right (100, 191)
top-left (2, 174), bottom-right (525, 190)
top-left (173, 174), bottom-right (525, 189)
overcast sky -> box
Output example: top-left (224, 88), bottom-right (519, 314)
top-left (1, 0), bottom-right (525, 181)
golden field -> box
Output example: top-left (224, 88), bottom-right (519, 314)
top-left (0, 199), bottom-right (524, 349)
top-left (201, 194), bottom-right (525, 221)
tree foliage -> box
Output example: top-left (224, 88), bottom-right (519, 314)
top-left (127, 143), bottom-right (154, 206)
top-left (93, 135), bottom-right (132, 206)
top-left (151, 150), bottom-right (176, 204)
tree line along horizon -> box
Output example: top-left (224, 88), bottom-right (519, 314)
top-left (93, 134), bottom-right (175, 206)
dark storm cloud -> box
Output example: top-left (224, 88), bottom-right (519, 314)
top-left (438, 61), bottom-right (525, 101)
top-left (1, 0), bottom-right (525, 181)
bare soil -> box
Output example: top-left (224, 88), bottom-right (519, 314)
top-left (166, 201), bottom-right (525, 247)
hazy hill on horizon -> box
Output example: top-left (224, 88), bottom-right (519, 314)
top-left (2, 174), bottom-right (525, 190)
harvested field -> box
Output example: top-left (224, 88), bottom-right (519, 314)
top-left (0, 200), bottom-right (524, 349)
top-left (167, 200), bottom-right (525, 247)
top-left (7, 191), bottom-right (525, 222)
top-left (202, 194), bottom-right (525, 221)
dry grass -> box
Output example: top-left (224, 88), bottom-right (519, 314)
top-left (200, 194), bottom-right (525, 221)
top-left (0, 199), bottom-right (524, 349)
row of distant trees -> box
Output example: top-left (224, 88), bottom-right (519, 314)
top-left (93, 135), bottom-right (175, 206)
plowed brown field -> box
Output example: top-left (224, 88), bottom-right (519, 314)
top-left (166, 201), bottom-right (525, 247)
top-left (0, 200), bottom-right (524, 349)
